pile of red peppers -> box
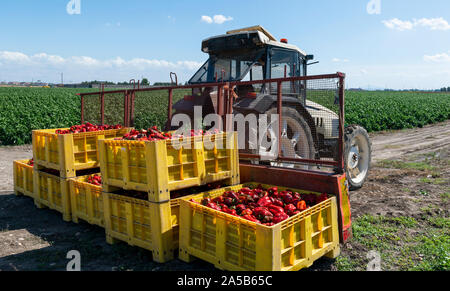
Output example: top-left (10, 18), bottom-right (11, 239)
top-left (117, 127), bottom-right (222, 142)
top-left (119, 126), bottom-right (172, 141)
top-left (86, 174), bottom-right (102, 186)
top-left (192, 185), bottom-right (329, 226)
top-left (55, 123), bottom-right (122, 134)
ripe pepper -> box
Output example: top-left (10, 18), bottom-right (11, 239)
top-left (212, 196), bottom-right (224, 204)
top-left (272, 199), bottom-right (284, 208)
top-left (242, 215), bottom-right (260, 224)
top-left (223, 207), bottom-right (237, 216)
top-left (240, 209), bottom-right (253, 216)
top-left (268, 205), bottom-right (285, 215)
top-left (224, 197), bottom-right (236, 206)
top-left (284, 204), bottom-right (297, 216)
top-left (235, 204), bottom-right (247, 214)
top-left (297, 200), bottom-right (307, 211)
top-left (240, 187), bottom-right (252, 194)
top-left (189, 199), bottom-right (200, 205)
top-left (253, 207), bottom-right (273, 223)
top-left (201, 198), bottom-right (211, 206)
top-left (207, 202), bottom-right (221, 211)
top-left (268, 187), bottom-right (278, 196)
top-left (263, 222), bottom-right (275, 227)
top-left (257, 196), bottom-right (272, 207)
top-left (247, 202), bottom-right (259, 210)
top-left (272, 212), bottom-right (289, 224)
top-left (281, 193), bottom-right (294, 204)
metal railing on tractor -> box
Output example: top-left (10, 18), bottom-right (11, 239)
top-left (78, 72), bottom-right (346, 174)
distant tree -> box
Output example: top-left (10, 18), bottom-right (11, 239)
top-left (153, 82), bottom-right (172, 86)
top-left (447, 87), bottom-right (450, 92)
top-left (141, 78), bottom-right (150, 86)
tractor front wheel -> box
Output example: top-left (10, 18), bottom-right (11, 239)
top-left (344, 125), bottom-right (372, 190)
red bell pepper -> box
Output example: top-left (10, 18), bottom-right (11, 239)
top-left (297, 200), bottom-right (307, 211)
top-left (207, 202), bottom-right (222, 211)
top-left (272, 199), bottom-right (284, 208)
top-left (257, 196), bottom-right (272, 207)
top-left (240, 209), bottom-right (253, 216)
top-left (253, 207), bottom-right (273, 223)
top-left (235, 204), bottom-right (247, 214)
top-left (242, 215), bottom-right (260, 224)
top-left (284, 204), bottom-right (297, 216)
top-left (273, 212), bottom-right (289, 224)
top-left (281, 193), bottom-right (294, 204)
top-left (268, 205), bottom-right (285, 215)
top-left (201, 198), bottom-right (211, 206)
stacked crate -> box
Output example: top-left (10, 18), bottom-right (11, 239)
top-left (178, 183), bottom-right (341, 271)
top-left (31, 127), bottom-right (130, 222)
top-left (13, 159), bottom-right (34, 198)
top-left (98, 132), bottom-right (240, 263)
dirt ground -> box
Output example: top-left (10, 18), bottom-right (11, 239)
top-left (0, 121), bottom-right (448, 271)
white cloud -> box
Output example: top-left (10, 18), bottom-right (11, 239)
top-left (424, 51), bottom-right (450, 62)
top-left (382, 18), bottom-right (414, 31)
top-left (201, 15), bottom-right (213, 24)
top-left (0, 51), bottom-right (30, 63)
top-left (332, 58), bottom-right (349, 63)
top-left (383, 17), bottom-right (450, 31)
top-left (414, 17), bottom-right (450, 30)
top-left (213, 15), bottom-right (233, 24)
top-left (201, 14), bottom-right (233, 24)
top-left (0, 50), bottom-right (203, 83)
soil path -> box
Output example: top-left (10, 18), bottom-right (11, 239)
top-left (370, 120), bottom-right (450, 162)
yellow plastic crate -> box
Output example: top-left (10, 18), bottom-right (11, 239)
top-left (69, 174), bottom-right (103, 227)
top-left (179, 183), bottom-right (341, 271)
top-left (98, 132), bottom-right (239, 202)
top-left (13, 160), bottom-right (34, 198)
top-left (33, 169), bottom-right (72, 222)
top-left (32, 127), bottom-right (131, 178)
top-left (103, 192), bottom-right (190, 263)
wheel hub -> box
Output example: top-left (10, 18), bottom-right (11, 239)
top-left (348, 146), bottom-right (360, 169)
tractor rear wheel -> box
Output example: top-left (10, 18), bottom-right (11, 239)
top-left (240, 107), bottom-right (316, 169)
top-left (344, 125), bottom-right (372, 190)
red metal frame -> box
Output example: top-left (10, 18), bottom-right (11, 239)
top-left (78, 72), bottom-right (345, 170)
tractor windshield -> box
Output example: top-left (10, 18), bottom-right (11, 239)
top-left (189, 49), bottom-right (266, 84)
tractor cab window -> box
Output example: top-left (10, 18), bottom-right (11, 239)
top-left (238, 61), bottom-right (265, 96)
top-left (269, 48), bottom-right (301, 96)
top-left (189, 49), bottom-right (266, 84)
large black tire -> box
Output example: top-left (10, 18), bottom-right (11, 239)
top-left (233, 106), bottom-right (316, 166)
top-left (344, 125), bottom-right (372, 190)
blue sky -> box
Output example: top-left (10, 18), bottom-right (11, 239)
top-left (0, 0), bottom-right (449, 89)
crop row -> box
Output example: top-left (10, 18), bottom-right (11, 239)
top-left (1, 87), bottom-right (449, 145)
top-left (345, 91), bottom-right (450, 132)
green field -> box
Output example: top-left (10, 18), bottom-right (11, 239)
top-left (0, 87), bottom-right (449, 145)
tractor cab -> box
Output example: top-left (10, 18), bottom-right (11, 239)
top-left (188, 26), bottom-right (314, 104)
